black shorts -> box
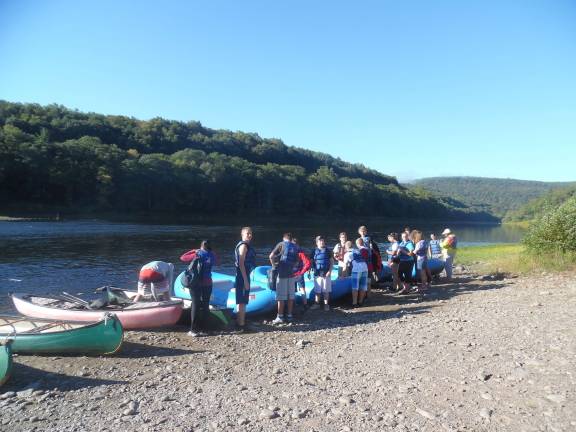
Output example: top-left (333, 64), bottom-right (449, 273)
top-left (398, 261), bottom-right (414, 282)
top-left (235, 269), bottom-right (251, 305)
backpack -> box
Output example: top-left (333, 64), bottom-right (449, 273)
top-left (183, 257), bottom-right (204, 290)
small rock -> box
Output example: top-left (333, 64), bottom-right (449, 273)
top-left (415, 408), bottom-right (435, 420)
top-left (481, 393), bottom-right (493, 400)
top-left (1, 392), bottom-right (15, 399)
top-left (296, 339), bottom-right (310, 348)
top-left (238, 418), bottom-right (249, 425)
top-left (479, 408), bottom-right (492, 420)
top-left (338, 397), bottom-right (354, 405)
top-left (259, 409), bottom-right (277, 419)
top-left (477, 371), bottom-right (492, 381)
top-left (545, 394), bottom-right (565, 404)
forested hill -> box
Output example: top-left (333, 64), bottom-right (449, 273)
top-left (413, 177), bottom-right (576, 218)
top-left (0, 101), bottom-right (494, 220)
top-left (505, 185), bottom-right (576, 222)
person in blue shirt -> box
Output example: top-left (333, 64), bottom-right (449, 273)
top-left (397, 231), bottom-right (415, 294)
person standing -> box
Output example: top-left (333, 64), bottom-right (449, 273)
top-left (345, 238), bottom-right (369, 307)
top-left (333, 232), bottom-right (348, 278)
top-left (234, 227), bottom-right (256, 332)
top-left (411, 230), bottom-right (430, 292)
top-left (428, 233), bottom-right (443, 259)
top-left (292, 238), bottom-right (311, 310)
top-left (357, 226), bottom-right (381, 297)
top-left (441, 228), bottom-right (458, 280)
top-left (310, 236), bottom-right (333, 311)
top-left (181, 240), bottom-right (216, 337)
top-left (269, 233), bottom-right (299, 324)
top-left (133, 261), bottom-right (174, 302)
top-left (386, 233), bottom-right (401, 292)
top-left (397, 231), bottom-right (415, 294)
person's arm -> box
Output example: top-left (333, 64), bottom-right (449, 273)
top-left (238, 244), bottom-right (250, 289)
top-left (326, 256), bottom-right (334, 277)
top-left (180, 249), bottom-right (197, 263)
top-left (269, 243), bottom-right (281, 266)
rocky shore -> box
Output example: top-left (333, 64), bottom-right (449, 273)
top-left (1, 270), bottom-right (574, 432)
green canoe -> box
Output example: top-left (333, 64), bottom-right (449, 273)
top-left (0, 313), bottom-right (123, 355)
top-left (0, 339), bottom-right (13, 386)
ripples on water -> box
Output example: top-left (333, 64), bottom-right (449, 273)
top-left (0, 220), bottom-right (526, 313)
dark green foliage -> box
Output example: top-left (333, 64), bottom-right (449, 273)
top-left (505, 186), bottom-right (576, 222)
top-left (413, 177), bottom-right (576, 218)
top-left (0, 100), bottom-right (494, 219)
top-left (523, 195), bottom-right (576, 253)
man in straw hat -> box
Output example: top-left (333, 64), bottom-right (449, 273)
top-left (440, 228), bottom-right (458, 280)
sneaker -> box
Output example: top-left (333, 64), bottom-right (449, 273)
top-left (271, 315), bottom-right (285, 325)
top-left (324, 304), bottom-right (330, 311)
top-left (187, 330), bottom-right (199, 337)
top-left (309, 303), bottom-right (320, 310)
top-left (286, 314), bottom-right (293, 322)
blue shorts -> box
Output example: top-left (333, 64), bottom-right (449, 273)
top-left (234, 269), bottom-right (250, 305)
top-left (351, 271), bottom-right (368, 292)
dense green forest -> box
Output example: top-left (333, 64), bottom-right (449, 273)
top-left (506, 185), bottom-right (576, 222)
top-left (412, 177), bottom-right (576, 219)
top-left (0, 101), bottom-right (495, 220)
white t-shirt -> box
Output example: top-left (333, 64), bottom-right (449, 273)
top-left (333, 243), bottom-right (346, 268)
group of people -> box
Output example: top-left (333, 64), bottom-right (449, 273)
top-left (134, 225), bottom-right (458, 336)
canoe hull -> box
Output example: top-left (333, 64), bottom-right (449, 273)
top-left (11, 294), bottom-right (183, 330)
top-left (173, 271), bottom-right (276, 315)
top-left (0, 341), bottom-right (13, 387)
top-left (1, 315), bottom-right (123, 355)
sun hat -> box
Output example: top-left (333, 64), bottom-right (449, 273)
top-left (442, 228), bottom-right (451, 235)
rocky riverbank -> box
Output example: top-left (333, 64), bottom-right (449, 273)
top-left (1, 271), bottom-right (574, 432)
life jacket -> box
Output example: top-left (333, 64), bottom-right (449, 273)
top-left (333, 243), bottom-right (346, 262)
top-left (313, 247), bottom-right (331, 274)
top-left (429, 239), bottom-right (442, 255)
top-left (398, 240), bottom-right (415, 262)
top-left (234, 241), bottom-right (256, 272)
top-left (445, 235), bottom-right (458, 249)
top-left (415, 240), bottom-right (428, 257)
top-left (352, 248), bottom-right (367, 265)
top-left (361, 235), bottom-right (372, 261)
top-left (278, 240), bottom-right (298, 276)
top-left (196, 249), bottom-right (214, 278)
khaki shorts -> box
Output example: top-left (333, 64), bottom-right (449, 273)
top-left (313, 276), bottom-right (332, 294)
top-left (276, 277), bottom-right (296, 301)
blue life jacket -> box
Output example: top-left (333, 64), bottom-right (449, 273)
top-left (429, 239), bottom-right (442, 255)
top-left (313, 247), bottom-right (331, 274)
top-left (196, 249), bottom-right (214, 278)
top-left (352, 248), bottom-right (367, 265)
top-left (278, 240), bottom-right (298, 278)
top-left (235, 241), bottom-right (256, 273)
top-left (361, 235), bottom-right (372, 261)
top-left (415, 240), bottom-right (428, 257)
top-left (398, 240), bottom-right (415, 262)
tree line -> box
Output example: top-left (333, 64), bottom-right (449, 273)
top-left (0, 101), bottom-right (495, 220)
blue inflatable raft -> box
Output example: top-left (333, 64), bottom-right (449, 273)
top-left (379, 258), bottom-right (445, 281)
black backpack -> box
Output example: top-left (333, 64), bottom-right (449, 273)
top-left (183, 257), bottom-right (204, 290)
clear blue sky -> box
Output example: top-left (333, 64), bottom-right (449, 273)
top-left (1, 0), bottom-right (575, 182)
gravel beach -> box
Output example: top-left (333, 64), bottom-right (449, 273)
top-left (1, 271), bottom-right (574, 432)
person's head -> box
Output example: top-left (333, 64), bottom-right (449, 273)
top-left (292, 237), bottom-right (299, 245)
top-left (339, 232), bottom-right (347, 243)
top-left (344, 240), bottom-right (353, 251)
top-left (315, 235), bottom-right (325, 248)
top-left (404, 227), bottom-right (411, 234)
top-left (411, 230), bottom-right (422, 244)
top-left (442, 228), bottom-right (451, 237)
top-left (283, 232), bottom-right (293, 241)
top-left (241, 226), bottom-right (253, 242)
top-left (355, 237), bottom-right (364, 248)
top-left (430, 233), bottom-right (437, 240)
top-left (200, 240), bottom-right (211, 251)
top-left (401, 231), bottom-right (409, 241)
top-left (358, 225), bottom-right (368, 236)
top-left (388, 232), bottom-right (398, 242)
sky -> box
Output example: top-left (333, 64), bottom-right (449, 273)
top-left (1, 0), bottom-right (575, 182)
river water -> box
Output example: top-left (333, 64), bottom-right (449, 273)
top-left (0, 220), bottom-right (526, 313)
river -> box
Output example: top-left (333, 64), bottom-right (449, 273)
top-left (0, 219), bottom-right (526, 313)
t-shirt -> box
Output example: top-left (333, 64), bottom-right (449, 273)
top-left (137, 261), bottom-right (174, 296)
top-left (333, 243), bottom-right (346, 268)
top-left (386, 242), bottom-right (399, 261)
top-left (344, 249), bottom-right (368, 273)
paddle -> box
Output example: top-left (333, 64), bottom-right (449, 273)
top-left (61, 292), bottom-right (91, 309)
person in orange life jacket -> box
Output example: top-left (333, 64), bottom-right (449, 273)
top-left (292, 238), bottom-right (311, 309)
top-left (411, 230), bottom-right (430, 292)
top-left (134, 261), bottom-right (173, 303)
top-left (386, 232), bottom-right (401, 292)
top-left (269, 233), bottom-right (299, 324)
top-left (234, 227), bottom-right (256, 332)
top-left (180, 240), bottom-right (216, 337)
top-left (309, 236), bottom-right (334, 311)
top-left (333, 232), bottom-right (348, 278)
top-left (397, 231), bottom-right (415, 295)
